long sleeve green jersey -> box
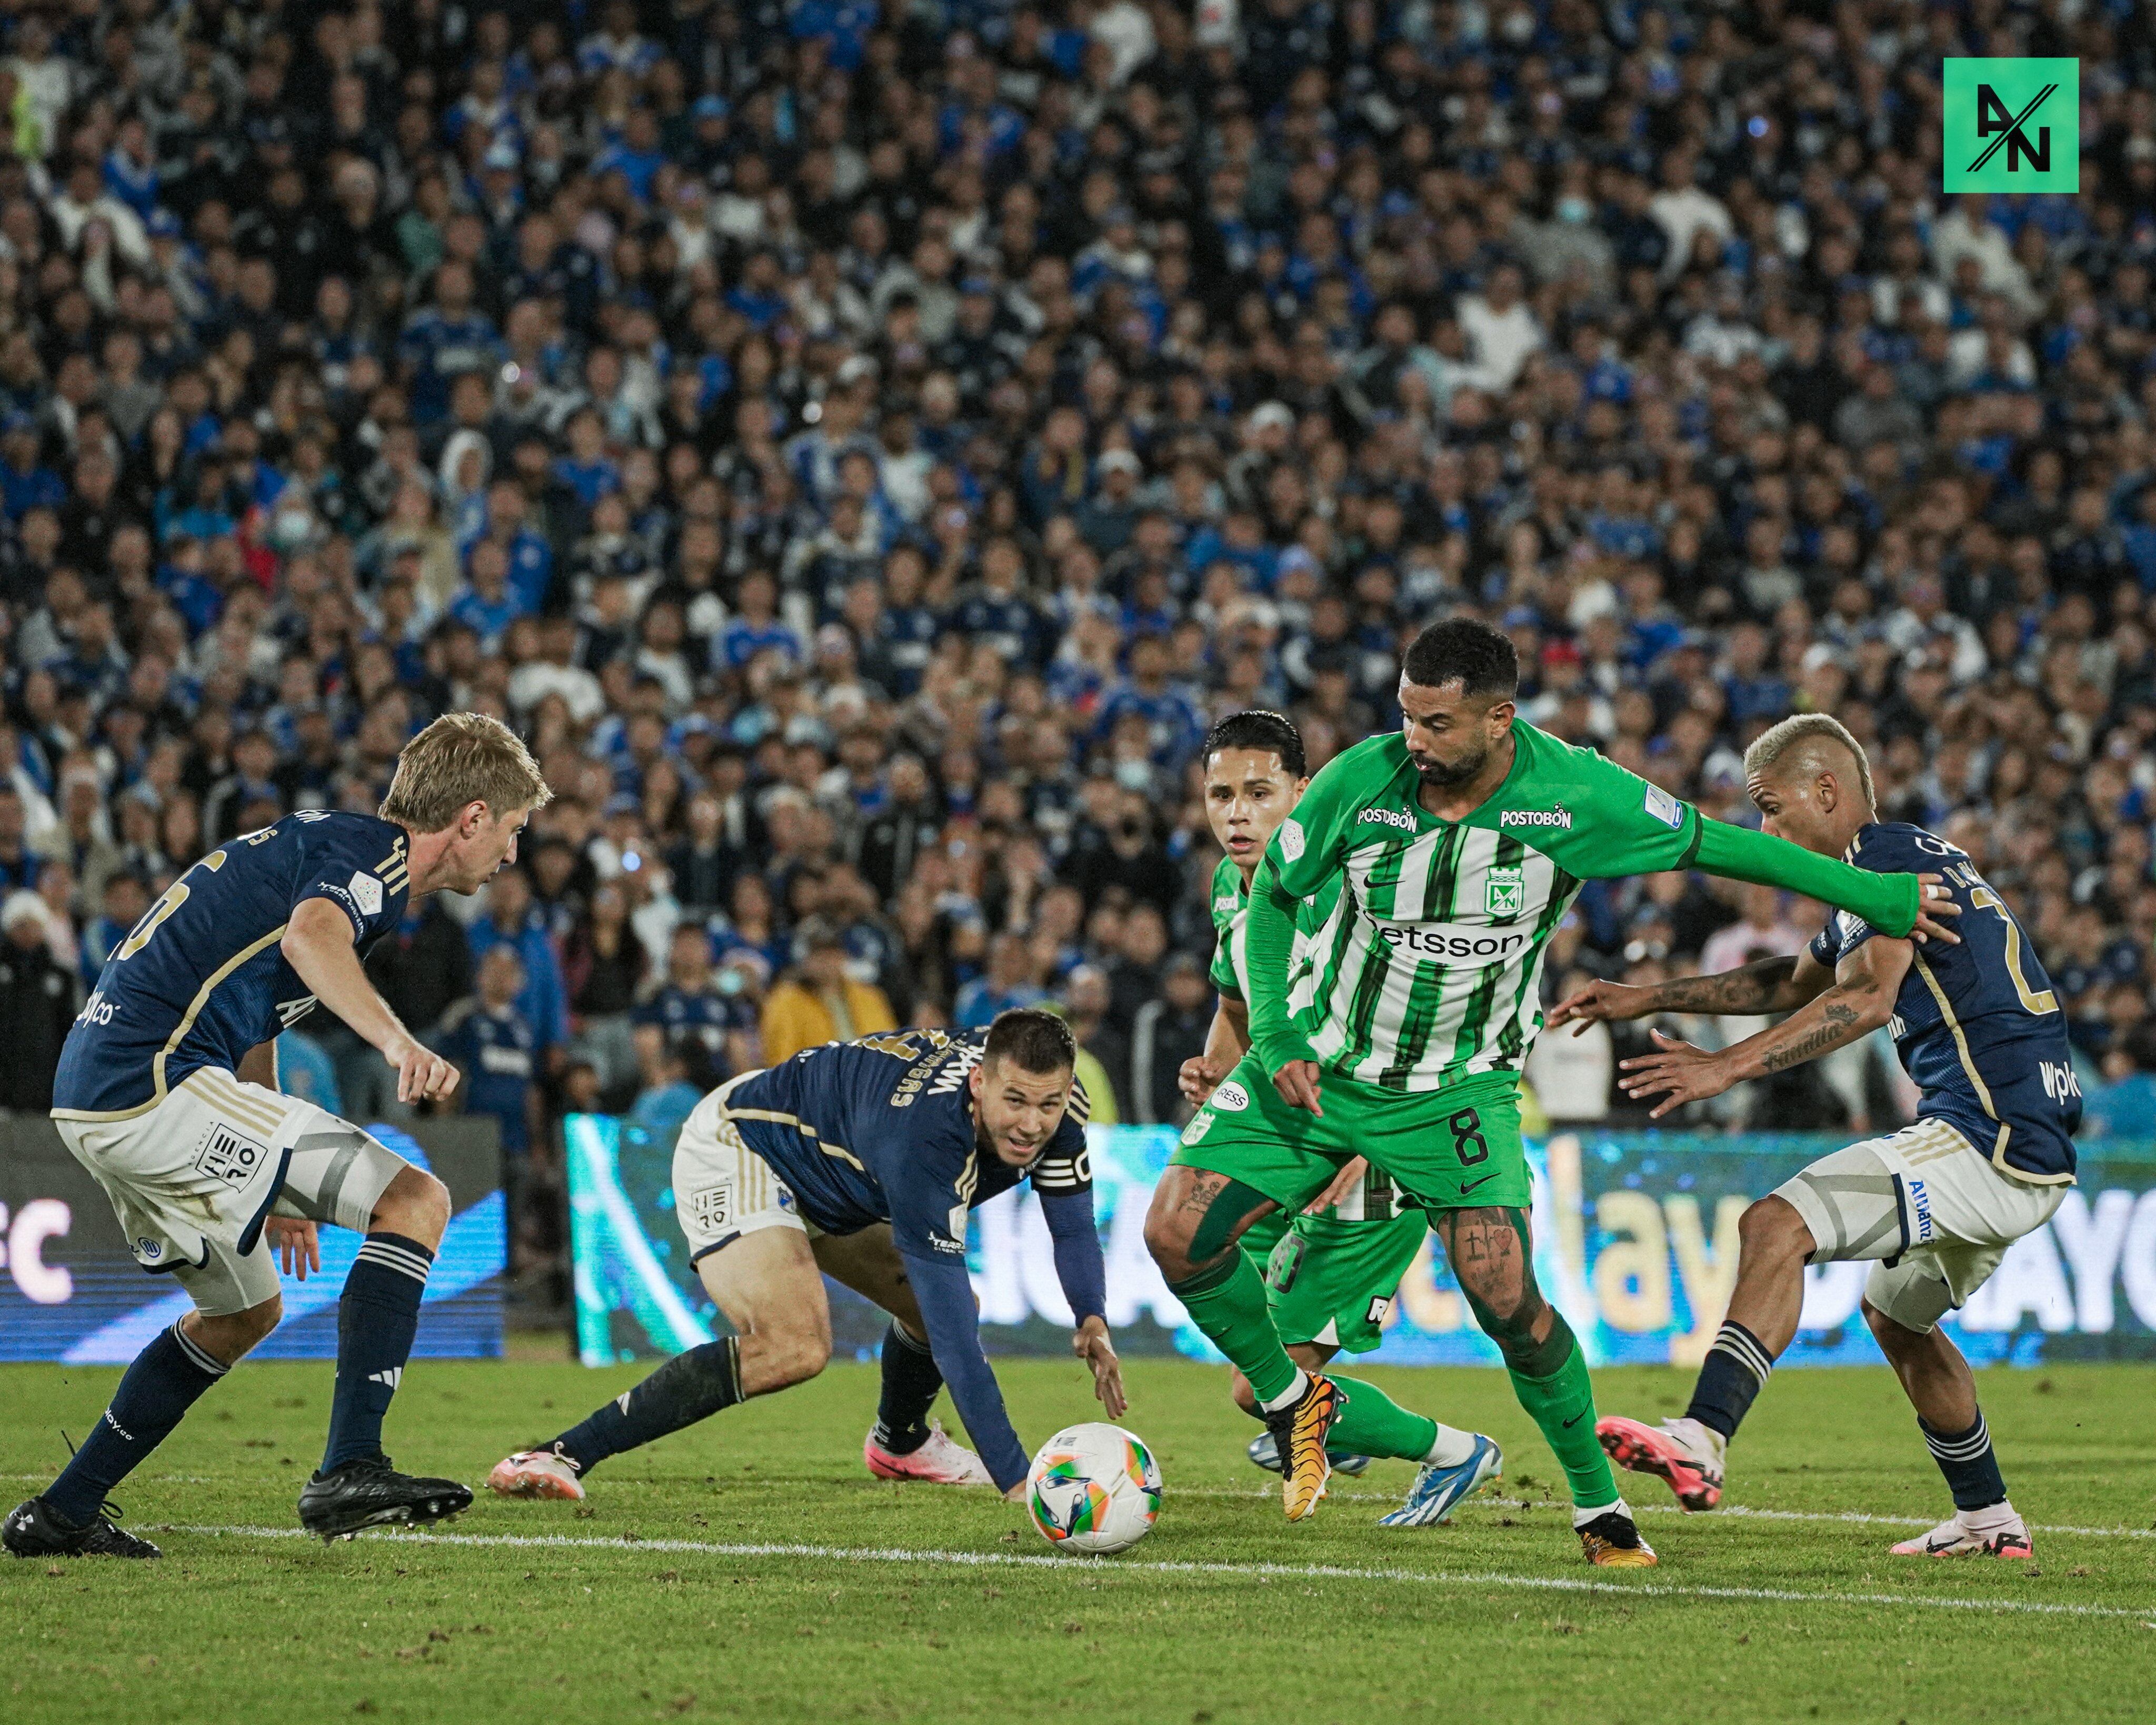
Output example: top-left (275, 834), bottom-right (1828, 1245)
top-left (1242, 722), bottom-right (1924, 1091)
top-left (1205, 853), bottom-right (1337, 1029)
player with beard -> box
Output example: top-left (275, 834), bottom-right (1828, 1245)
top-left (1144, 619), bottom-right (1964, 1563)
top-left (1185, 710), bottom-right (1501, 1527)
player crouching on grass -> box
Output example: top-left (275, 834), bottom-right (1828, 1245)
top-left (4, 713), bottom-right (551, 1558)
top-left (1180, 710), bottom-right (1502, 1527)
top-left (487, 1011), bottom-right (1123, 1505)
top-left (1557, 715), bottom-right (2071, 1561)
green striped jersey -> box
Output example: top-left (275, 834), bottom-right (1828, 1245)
top-left (1207, 854), bottom-right (1342, 1025)
top-left (1261, 723), bottom-right (1709, 1092)
top-left (1205, 854), bottom-right (1396, 1217)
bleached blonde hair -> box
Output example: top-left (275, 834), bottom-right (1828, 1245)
top-left (1742, 713), bottom-right (1876, 811)
top-left (380, 712), bottom-right (552, 833)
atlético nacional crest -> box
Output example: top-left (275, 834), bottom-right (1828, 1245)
top-left (1485, 865), bottom-right (1524, 919)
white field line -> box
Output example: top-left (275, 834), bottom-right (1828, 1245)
top-left (160, 1524), bottom-right (2156, 1622)
top-left (1175, 1485), bottom-right (2156, 1540)
top-left (11, 1473), bottom-right (2147, 1540)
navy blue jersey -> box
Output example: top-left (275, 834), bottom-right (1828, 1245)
top-left (53, 813), bottom-right (412, 1116)
top-left (722, 1027), bottom-right (1093, 1258)
top-left (720, 1026), bottom-right (1102, 1491)
top-left (1810, 822), bottom-right (2080, 1181)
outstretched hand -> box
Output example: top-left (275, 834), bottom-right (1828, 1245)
top-left (1073, 1316), bottom-right (1126, 1419)
top-left (1546, 979), bottom-right (1655, 1035)
top-left (1304, 1156), bottom-right (1367, 1215)
top-left (1177, 1054), bottom-right (1227, 1106)
top-left (1617, 1029), bottom-right (1735, 1119)
top-left (265, 1215), bottom-right (320, 1280)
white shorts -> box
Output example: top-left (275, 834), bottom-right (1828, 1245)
top-left (54, 1067), bottom-right (411, 1315)
top-left (673, 1070), bottom-right (822, 1268)
top-left (1773, 1117), bottom-right (2068, 1333)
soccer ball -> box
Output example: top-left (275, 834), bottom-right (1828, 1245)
top-left (1025, 1422), bottom-right (1162, 1554)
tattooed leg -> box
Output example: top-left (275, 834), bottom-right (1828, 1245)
top-left (1143, 1167), bottom-right (1303, 1405)
top-left (1439, 1206), bottom-right (1618, 1510)
top-left (1142, 1166), bottom-right (1276, 1283)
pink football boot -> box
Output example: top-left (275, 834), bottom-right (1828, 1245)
top-left (863, 1421), bottom-right (995, 1485)
top-left (1597, 1415), bottom-right (1724, 1511)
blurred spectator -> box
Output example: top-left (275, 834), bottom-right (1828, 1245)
top-left (1104, 904), bottom-right (1170, 1032)
top-left (761, 915), bottom-right (897, 1063)
top-left (955, 930), bottom-right (1049, 1028)
top-left (1056, 963), bottom-right (1125, 1125)
top-left (627, 1024), bottom-right (702, 1142)
top-left (0, 892), bottom-right (73, 1110)
top-left (274, 1032), bottom-right (345, 1118)
top-left (443, 946), bottom-right (543, 1166)
top-left (561, 881), bottom-right (647, 1102)
top-left (1128, 953), bottom-right (1213, 1126)
top-left (468, 868), bottom-right (569, 1065)
top-left (634, 922), bottom-right (747, 1089)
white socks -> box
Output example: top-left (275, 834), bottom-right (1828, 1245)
top-left (1670, 1415), bottom-right (1726, 1461)
top-left (1424, 1424), bottom-right (1481, 1468)
top-left (1259, 1370), bottom-right (1310, 1414)
top-left (1574, 1495), bottom-right (1631, 1529)
top-left (1959, 1498), bottom-right (2022, 1537)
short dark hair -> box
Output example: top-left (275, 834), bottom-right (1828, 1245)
top-left (1402, 617), bottom-right (1519, 701)
top-left (1201, 709), bottom-right (1306, 779)
top-left (983, 1007), bottom-right (1077, 1075)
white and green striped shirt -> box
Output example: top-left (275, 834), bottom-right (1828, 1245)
top-left (1253, 725), bottom-right (1705, 1092)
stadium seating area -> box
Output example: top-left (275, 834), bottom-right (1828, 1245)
top-left (0, 0), bottom-right (2154, 1312)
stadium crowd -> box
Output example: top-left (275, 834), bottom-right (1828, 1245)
top-left (0, 0), bottom-right (2153, 1311)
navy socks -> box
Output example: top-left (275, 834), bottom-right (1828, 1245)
top-left (47, 1323), bottom-right (227, 1525)
top-left (1921, 1412), bottom-right (2008, 1510)
top-left (553, 1337), bottom-right (744, 1476)
top-left (321, 1232), bottom-right (434, 1473)
top-left (871, 1321), bottom-right (943, 1455)
top-left (1686, 1319), bottom-right (1776, 1442)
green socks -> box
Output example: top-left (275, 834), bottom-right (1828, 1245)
top-left (1326, 1377), bottom-right (1439, 1462)
top-left (1507, 1327), bottom-right (1618, 1510)
top-left (1170, 1250), bottom-right (1301, 1405)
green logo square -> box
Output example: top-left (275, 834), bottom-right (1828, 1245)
top-left (1485, 865), bottom-right (1523, 919)
top-left (1943, 58), bottom-right (2078, 193)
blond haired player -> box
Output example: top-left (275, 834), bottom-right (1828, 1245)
top-left (5, 713), bottom-right (549, 1557)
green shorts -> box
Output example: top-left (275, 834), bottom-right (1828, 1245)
top-left (1173, 1052), bottom-right (1531, 1216)
top-left (1262, 1207), bottom-right (1429, 1352)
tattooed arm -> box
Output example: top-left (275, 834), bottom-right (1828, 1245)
top-left (1613, 938), bottom-right (1911, 1120)
top-left (1547, 948), bottom-right (1835, 1034)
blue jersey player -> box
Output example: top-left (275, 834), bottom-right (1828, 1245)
top-left (487, 1011), bottom-right (1124, 1503)
top-left (1556, 714), bottom-right (2078, 1562)
top-left (4, 714), bottom-right (552, 1560)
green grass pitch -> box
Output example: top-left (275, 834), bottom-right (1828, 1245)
top-left (6, 1355), bottom-right (2155, 1723)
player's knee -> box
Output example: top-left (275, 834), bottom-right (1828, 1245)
top-left (1141, 1200), bottom-right (1200, 1282)
top-left (761, 1315), bottom-right (831, 1389)
top-left (192, 1293), bottom-right (282, 1361)
top-left (774, 1331), bottom-right (830, 1388)
top-left (1739, 1195), bottom-right (1809, 1262)
top-left (374, 1165), bottom-right (452, 1248)
top-left (1452, 1250), bottom-right (1529, 1325)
